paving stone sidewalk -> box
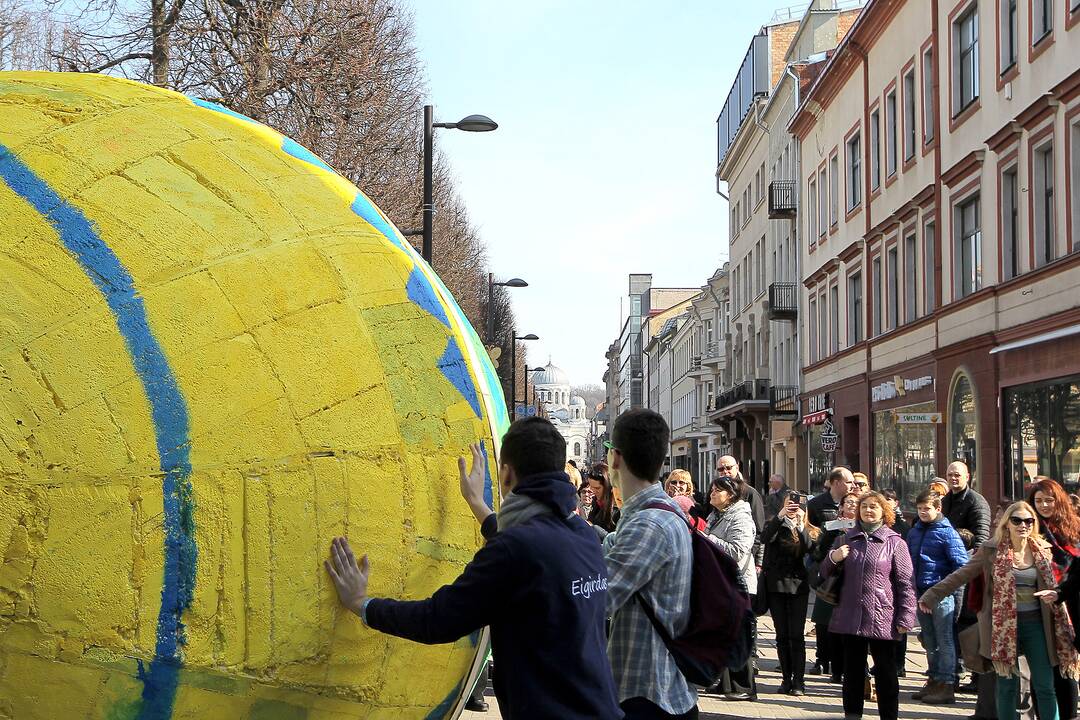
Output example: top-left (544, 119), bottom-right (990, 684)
top-left (471, 614), bottom-right (977, 719)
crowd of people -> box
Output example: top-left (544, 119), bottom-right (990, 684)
top-left (322, 411), bottom-right (1080, 720)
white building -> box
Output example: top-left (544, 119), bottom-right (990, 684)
top-left (533, 360), bottom-right (590, 466)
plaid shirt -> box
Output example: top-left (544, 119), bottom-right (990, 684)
top-left (603, 484), bottom-right (696, 714)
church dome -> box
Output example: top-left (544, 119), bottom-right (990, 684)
top-left (533, 361), bottom-right (569, 387)
top-left (570, 395), bottom-right (586, 406)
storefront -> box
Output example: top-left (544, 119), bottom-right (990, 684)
top-left (802, 376), bottom-right (868, 494)
top-left (803, 392), bottom-right (834, 494)
top-left (869, 365), bottom-right (939, 508)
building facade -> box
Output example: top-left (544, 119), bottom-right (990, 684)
top-left (714, 1), bottom-right (861, 491)
top-left (792, 0), bottom-right (1080, 507)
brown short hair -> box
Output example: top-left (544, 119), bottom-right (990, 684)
top-left (859, 491), bottom-right (895, 527)
top-left (915, 490), bottom-right (942, 509)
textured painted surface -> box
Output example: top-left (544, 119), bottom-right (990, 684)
top-left (0, 71), bottom-right (506, 720)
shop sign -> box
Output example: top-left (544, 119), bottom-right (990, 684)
top-left (803, 392), bottom-right (831, 425)
top-left (894, 412), bottom-right (942, 424)
top-left (820, 417), bottom-right (838, 453)
top-left (872, 374), bottom-right (934, 403)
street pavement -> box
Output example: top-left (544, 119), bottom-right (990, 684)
top-left (469, 613), bottom-right (976, 719)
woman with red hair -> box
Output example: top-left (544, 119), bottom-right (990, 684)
top-left (1028, 477), bottom-right (1080, 720)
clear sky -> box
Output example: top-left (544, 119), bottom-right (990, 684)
top-left (407, 0), bottom-right (804, 387)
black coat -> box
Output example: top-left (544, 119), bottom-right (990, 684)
top-left (741, 481), bottom-right (766, 566)
top-left (807, 491), bottom-right (841, 531)
top-left (1054, 556), bottom-right (1080, 652)
top-left (941, 486), bottom-right (991, 549)
top-left (761, 515), bottom-right (812, 594)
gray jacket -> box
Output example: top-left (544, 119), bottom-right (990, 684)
top-left (705, 499), bottom-right (758, 595)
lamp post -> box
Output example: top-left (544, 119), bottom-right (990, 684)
top-left (487, 275), bottom-right (528, 344)
top-left (409, 105), bottom-right (498, 266)
top-left (510, 333), bottom-right (539, 422)
top-left (523, 366), bottom-right (546, 417)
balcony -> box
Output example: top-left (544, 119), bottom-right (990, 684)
top-left (768, 180), bottom-right (797, 218)
top-left (770, 385), bottom-right (798, 416)
top-left (700, 340), bottom-right (727, 369)
top-left (711, 379), bottom-right (771, 415)
top-left (688, 355), bottom-right (711, 378)
top-left (767, 282), bottom-right (798, 321)
top-left (689, 414), bottom-right (723, 438)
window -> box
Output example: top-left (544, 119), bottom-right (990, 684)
top-left (956, 195), bottom-right (982, 298)
top-left (887, 246), bottom-right (899, 330)
top-left (1034, 143), bottom-right (1055, 267)
top-left (830, 154), bottom-right (840, 223)
top-left (903, 70), bottom-right (917, 161)
top-left (954, 5), bottom-right (980, 113)
top-left (573, 442), bottom-right (581, 457)
top-left (1001, 0), bottom-right (1017, 71)
top-left (872, 257), bottom-right (882, 336)
top-left (848, 272), bottom-right (863, 344)
top-left (830, 285), bottom-right (839, 353)
top-left (1002, 167), bottom-right (1019, 279)
top-left (949, 373), bottom-right (979, 484)
top-left (747, 248), bottom-right (754, 299)
top-left (818, 169), bottom-right (827, 236)
top-left (904, 233), bottom-right (918, 323)
top-left (808, 178), bottom-right (818, 240)
top-left (758, 236), bottom-right (766, 293)
top-left (847, 133), bottom-right (862, 209)
top-left (809, 296), bottom-right (818, 363)
top-left (886, 90), bottom-right (898, 177)
top-left (1003, 374), bottom-right (1080, 501)
top-left (818, 293), bottom-right (828, 359)
top-left (922, 48), bottom-right (935, 143)
top-left (870, 110), bottom-right (882, 190)
top-left (1034, 0), bottom-right (1052, 41)
top-left (924, 222), bottom-right (936, 311)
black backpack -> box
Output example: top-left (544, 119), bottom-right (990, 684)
top-left (634, 502), bottom-right (753, 686)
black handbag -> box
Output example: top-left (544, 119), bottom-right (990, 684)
top-left (810, 561), bottom-right (843, 605)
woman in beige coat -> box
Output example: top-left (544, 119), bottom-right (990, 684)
top-left (920, 501), bottom-right (1080, 720)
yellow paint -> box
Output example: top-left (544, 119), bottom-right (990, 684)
top-left (0, 72), bottom-right (506, 720)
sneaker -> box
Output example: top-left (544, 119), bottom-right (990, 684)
top-left (789, 684), bottom-right (805, 696)
top-left (777, 680), bottom-right (792, 694)
top-left (724, 692), bottom-right (753, 701)
top-left (464, 698), bottom-right (489, 712)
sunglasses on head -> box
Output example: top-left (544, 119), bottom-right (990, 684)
top-left (1009, 516), bottom-right (1035, 527)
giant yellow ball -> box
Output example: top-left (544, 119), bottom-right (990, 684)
top-left (0, 72), bottom-right (506, 720)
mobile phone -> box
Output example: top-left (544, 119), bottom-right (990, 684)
top-left (798, 495), bottom-right (808, 510)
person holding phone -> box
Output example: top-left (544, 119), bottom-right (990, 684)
top-left (761, 492), bottom-right (818, 695)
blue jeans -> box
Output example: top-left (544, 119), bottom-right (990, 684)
top-left (996, 618), bottom-right (1059, 720)
top-left (918, 593), bottom-right (957, 683)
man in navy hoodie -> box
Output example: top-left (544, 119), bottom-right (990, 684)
top-left (324, 417), bottom-right (623, 720)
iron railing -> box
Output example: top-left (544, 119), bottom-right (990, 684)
top-left (768, 180), bottom-right (797, 218)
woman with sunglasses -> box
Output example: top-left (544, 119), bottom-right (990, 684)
top-left (1028, 478), bottom-right (1080, 720)
top-left (921, 501), bottom-right (1080, 720)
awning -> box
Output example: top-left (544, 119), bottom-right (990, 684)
top-left (802, 408), bottom-right (833, 425)
top-left (990, 323), bottom-right (1080, 354)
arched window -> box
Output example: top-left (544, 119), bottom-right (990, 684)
top-left (949, 371), bottom-right (978, 485)
top-left (573, 442), bottom-right (581, 457)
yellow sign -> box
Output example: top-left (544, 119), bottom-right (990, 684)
top-left (0, 72), bottom-right (506, 719)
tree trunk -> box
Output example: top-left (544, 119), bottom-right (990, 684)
top-left (151, 0), bottom-right (168, 85)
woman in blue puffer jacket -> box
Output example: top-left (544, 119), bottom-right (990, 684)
top-left (906, 489), bottom-right (970, 705)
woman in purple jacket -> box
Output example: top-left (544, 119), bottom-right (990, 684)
top-left (821, 490), bottom-right (917, 720)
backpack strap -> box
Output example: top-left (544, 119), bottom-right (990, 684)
top-left (641, 500), bottom-right (693, 530)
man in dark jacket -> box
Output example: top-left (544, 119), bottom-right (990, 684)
top-left (763, 473), bottom-right (792, 519)
top-left (940, 461), bottom-right (991, 550)
top-left (807, 466), bottom-right (855, 530)
top-left (324, 418), bottom-right (622, 720)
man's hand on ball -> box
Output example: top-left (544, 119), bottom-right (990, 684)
top-left (458, 443), bottom-right (487, 508)
top-left (325, 537), bottom-right (369, 616)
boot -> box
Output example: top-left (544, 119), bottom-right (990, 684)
top-left (922, 680), bottom-right (956, 705)
top-left (911, 679), bottom-right (933, 700)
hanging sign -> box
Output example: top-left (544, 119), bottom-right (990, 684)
top-left (820, 417), bottom-right (838, 453)
top-left (803, 392), bottom-right (831, 425)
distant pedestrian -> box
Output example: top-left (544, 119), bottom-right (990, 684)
top-left (821, 491), bottom-right (916, 720)
top-left (566, 461), bottom-right (582, 490)
top-left (762, 493), bottom-right (816, 696)
top-left (763, 473), bottom-right (792, 519)
top-left (852, 472), bottom-right (871, 493)
top-left (925, 502), bottom-right (1080, 720)
top-left (577, 482), bottom-right (594, 520)
top-left (601, 409), bottom-right (699, 720)
top-left (906, 490), bottom-right (969, 705)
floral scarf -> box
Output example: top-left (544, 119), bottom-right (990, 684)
top-left (990, 541), bottom-right (1080, 679)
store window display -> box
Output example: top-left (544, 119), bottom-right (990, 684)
top-left (1003, 375), bottom-right (1080, 499)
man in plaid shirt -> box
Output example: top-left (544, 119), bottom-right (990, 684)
top-left (601, 409), bottom-right (698, 719)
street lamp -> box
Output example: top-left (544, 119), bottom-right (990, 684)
top-left (510, 333), bottom-right (539, 422)
top-left (415, 105), bottom-right (497, 266)
top-left (487, 275), bottom-right (528, 344)
top-left (523, 366), bottom-right (546, 417)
